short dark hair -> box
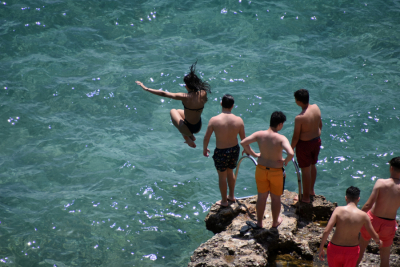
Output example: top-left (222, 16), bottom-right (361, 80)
top-left (294, 89), bottom-right (309, 104)
top-left (221, 94), bottom-right (234, 108)
top-left (270, 111), bottom-right (286, 128)
top-left (183, 61), bottom-right (211, 93)
top-left (389, 157), bottom-right (400, 172)
top-left (346, 186), bottom-right (360, 202)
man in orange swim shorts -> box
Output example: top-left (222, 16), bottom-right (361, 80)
top-left (356, 157), bottom-right (400, 267)
top-left (241, 111), bottom-right (294, 229)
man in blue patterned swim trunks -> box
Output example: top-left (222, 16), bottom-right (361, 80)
top-left (203, 94), bottom-right (255, 207)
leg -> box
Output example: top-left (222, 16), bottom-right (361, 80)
top-left (216, 170), bottom-right (229, 207)
top-left (256, 191), bottom-right (269, 228)
top-left (379, 246), bottom-right (391, 267)
top-left (356, 236), bottom-right (370, 266)
top-left (270, 192), bottom-right (283, 227)
top-left (310, 164), bottom-right (317, 195)
top-left (170, 109), bottom-right (196, 147)
top-left (226, 168), bottom-right (236, 202)
top-left (301, 166), bottom-right (311, 203)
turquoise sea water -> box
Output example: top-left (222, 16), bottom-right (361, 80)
top-left (0, 0), bottom-right (399, 266)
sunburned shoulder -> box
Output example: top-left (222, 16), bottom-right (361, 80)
top-left (375, 178), bottom-right (391, 187)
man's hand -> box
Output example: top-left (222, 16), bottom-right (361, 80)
top-left (203, 148), bottom-right (210, 157)
top-left (318, 248), bottom-right (325, 261)
top-left (374, 239), bottom-right (383, 249)
top-left (242, 150), bottom-right (249, 156)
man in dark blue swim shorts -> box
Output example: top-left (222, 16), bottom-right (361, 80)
top-left (213, 144), bottom-right (240, 172)
top-left (203, 94), bottom-right (255, 207)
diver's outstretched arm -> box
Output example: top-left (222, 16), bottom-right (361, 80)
top-left (136, 81), bottom-right (186, 100)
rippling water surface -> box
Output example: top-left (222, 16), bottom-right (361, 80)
top-left (0, 0), bottom-right (399, 266)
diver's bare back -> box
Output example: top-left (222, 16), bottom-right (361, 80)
top-left (297, 104), bottom-right (321, 141)
top-left (182, 90), bottom-right (207, 123)
top-left (331, 206), bottom-right (369, 246)
top-left (371, 178), bottom-right (400, 219)
top-left (257, 130), bottom-right (285, 168)
top-left (211, 113), bottom-right (244, 149)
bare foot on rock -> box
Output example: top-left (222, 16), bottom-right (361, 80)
top-left (227, 196), bottom-right (236, 202)
top-left (272, 216), bottom-right (283, 228)
top-left (216, 200), bottom-right (229, 207)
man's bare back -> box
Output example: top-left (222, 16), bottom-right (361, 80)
top-left (331, 205), bottom-right (374, 246)
top-left (293, 103), bottom-right (322, 142)
top-left (367, 178), bottom-right (400, 219)
top-left (208, 112), bottom-right (244, 149)
top-left (252, 129), bottom-right (292, 168)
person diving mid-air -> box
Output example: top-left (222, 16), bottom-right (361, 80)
top-left (136, 62), bottom-right (210, 148)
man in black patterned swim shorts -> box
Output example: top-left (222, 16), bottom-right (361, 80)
top-left (203, 94), bottom-right (255, 207)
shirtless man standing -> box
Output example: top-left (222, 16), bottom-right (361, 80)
top-left (319, 186), bottom-right (381, 267)
top-left (241, 111), bottom-right (294, 228)
top-left (291, 89), bottom-right (322, 203)
top-left (203, 94), bottom-right (255, 207)
top-left (356, 157), bottom-right (400, 267)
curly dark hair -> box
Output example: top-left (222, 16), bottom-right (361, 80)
top-left (183, 61), bottom-right (211, 93)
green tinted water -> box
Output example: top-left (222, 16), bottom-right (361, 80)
top-left (0, 0), bottom-right (399, 265)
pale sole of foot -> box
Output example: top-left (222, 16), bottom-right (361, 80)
top-left (183, 136), bottom-right (196, 148)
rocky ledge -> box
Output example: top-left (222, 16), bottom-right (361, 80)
top-left (188, 190), bottom-right (400, 267)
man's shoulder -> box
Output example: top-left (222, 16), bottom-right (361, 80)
top-left (276, 132), bottom-right (289, 141)
top-left (311, 104), bottom-right (321, 113)
top-left (230, 113), bottom-right (244, 121)
top-left (375, 178), bottom-right (390, 187)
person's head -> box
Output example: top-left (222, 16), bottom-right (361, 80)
top-left (221, 94), bottom-right (234, 109)
top-left (294, 89), bottom-right (309, 105)
top-left (389, 157), bottom-right (400, 173)
top-left (345, 186), bottom-right (360, 203)
top-left (270, 111), bottom-right (286, 129)
top-left (183, 61), bottom-right (211, 93)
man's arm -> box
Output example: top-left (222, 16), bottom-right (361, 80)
top-left (238, 121), bottom-right (257, 156)
top-left (319, 118), bottom-right (323, 131)
top-left (291, 117), bottom-right (302, 150)
top-left (281, 137), bottom-right (294, 166)
top-left (240, 132), bottom-right (260, 158)
top-left (361, 181), bottom-right (380, 212)
top-left (136, 81), bottom-right (186, 100)
top-left (203, 120), bottom-right (214, 157)
top-left (363, 214), bottom-right (382, 247)
top-left (319, 208), bottom-right (337, 261)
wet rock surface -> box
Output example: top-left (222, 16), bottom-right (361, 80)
top-left (189, 190), bottom-right (400, 266)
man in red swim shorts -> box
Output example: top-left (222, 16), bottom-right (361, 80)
top-left (356, 157), bottom-right (400, 267)
top-left (291, 89), bottom-right (322, 203)
top-left (319, 186), bottom-right (381, 267)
